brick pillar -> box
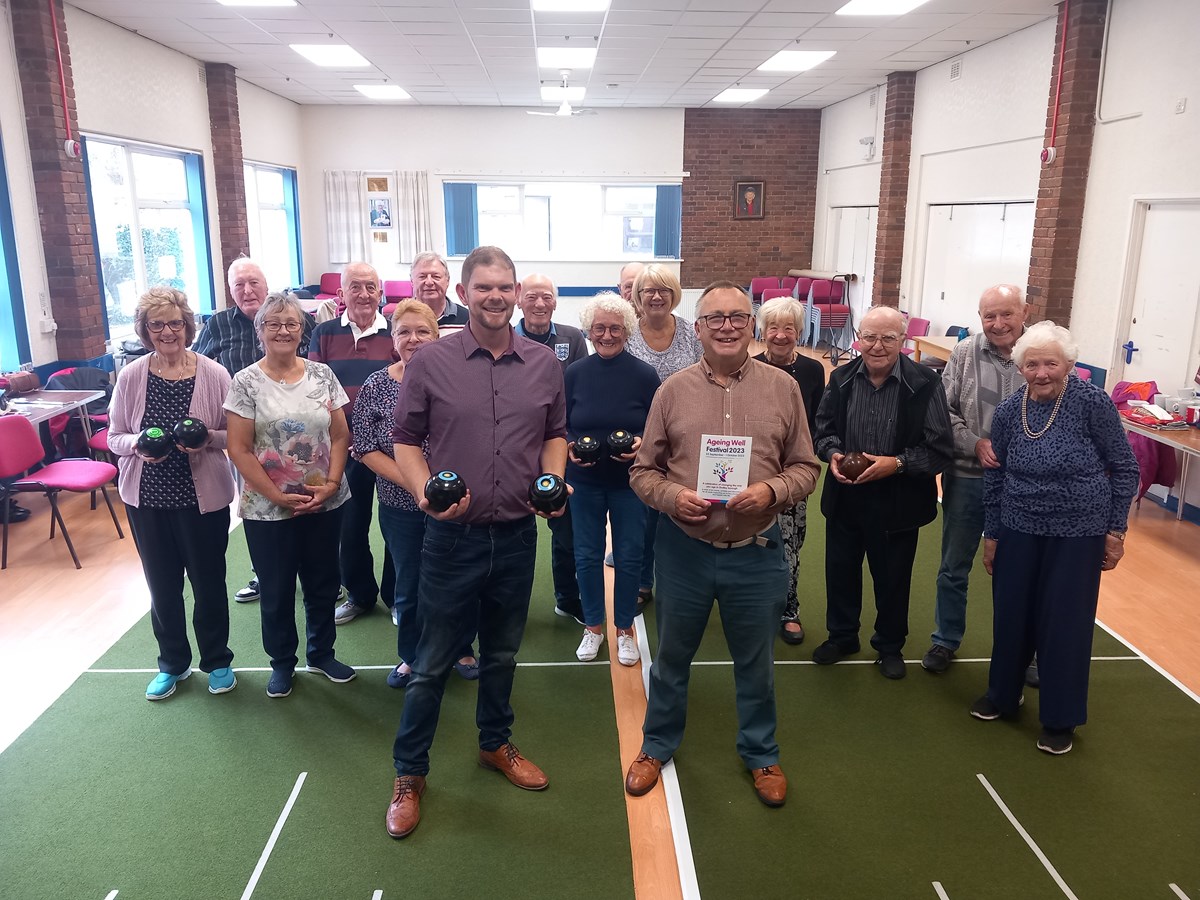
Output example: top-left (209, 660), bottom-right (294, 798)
top-left (1027, 0), bottom-right (1106, 325)
top-left (11, 0), bottom-right (104, 360)
top-left (871, 72), bottom-right (917, 310)
top-left (205, 63), bottom-right (249, 302)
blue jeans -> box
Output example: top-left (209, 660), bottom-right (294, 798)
top-left (640, 508), bottom-right (659, 590)
top-left (932, 472), bottom-right (984, 651)
top-left (393, 516), bottom-right (538, 777)
top-left (546, 503), bottom-right (579, 603)
top-left (571, 482), bottom-right (646, 629)
top-left (340, 455), bottom-right (395, 610)
top-left (642, 517), bottom-right (787, 769)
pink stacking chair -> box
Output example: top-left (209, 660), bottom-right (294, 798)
top-left (781, 276), bottom-right (798, 294)
top-left (760, 287), bottom-right (792, 304)
top-left (749, 277), bottom-right (779, 304)
top-left (900, 317), bottom-right (931, 356)
top-left (315, 272), bottom-right (341, 300)
top-left (384, 280), bottom-right (413, 300)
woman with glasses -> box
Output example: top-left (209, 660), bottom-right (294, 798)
top-left (225, 292), bottom-right (355, 698)
top-left (753, 297), bottom-right (825, 646)
top-left (565, 294), bottom-right (661, 665)
top-left (108, 288), bottom-right (237, 700)
top-left (626, 265), bottom-right (701, 608)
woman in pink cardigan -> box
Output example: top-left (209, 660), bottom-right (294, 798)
top-left (108, 288), bottom-right (237, 701)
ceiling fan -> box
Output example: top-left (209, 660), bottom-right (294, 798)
top-left (527, 69), bottom-right (596, 117)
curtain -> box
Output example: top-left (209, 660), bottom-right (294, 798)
top-left (654, 184), bottom-right (682, 258)
top-left (324, 169), bottom-right (367, 264)
top-left (443, 183), bottom-right (479, 256)
top-left (395, 171), bottom-right (433, 264)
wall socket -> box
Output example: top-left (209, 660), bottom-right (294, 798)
top-left (19, 362), bottom-right (34, 372)
top-left (1176, 98), bottom-right (1187, 114)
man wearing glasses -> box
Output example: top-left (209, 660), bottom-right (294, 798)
top-left (811, 305), bottom-right (953, 680)
top-left (625, 281), bottom-right (820, 808)
top-left (194, 257), bottom-right (315, 604)
top-left (515, 274), bottom-right (589, 624)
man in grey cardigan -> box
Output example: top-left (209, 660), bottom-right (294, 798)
top-left (922, 284), bottom-right (1028, 674)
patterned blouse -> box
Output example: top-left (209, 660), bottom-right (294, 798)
top-left (627, 314), bottom-right (703, 383)
top-left (138, 373), bottom-right (198, 510)
top-left (351, 367), bottom-right (421, 511)
top-left (224, 359), bottom-right (352, 521)
top-left (984, 374), bottom-right (1139, 539)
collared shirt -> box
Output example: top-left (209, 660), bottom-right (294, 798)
top-left (629, 355), bottom-right (821, 543)
top-left (814, 358), bottom-right (951, 476)
top-left (307, 312), bottom-right (395, 422)
top-left (434, 297), bottom-right (470, 327)
top-left (516, 318), bottom-right (589, 371)
top-left (193, 305), bottom-right (315, 376)
top-left (343, 310), bottom-right (388, 340)
top-left (943, 331), bottom-right (1024, 477)
top-left (392, 325), bottom-right (567, 524)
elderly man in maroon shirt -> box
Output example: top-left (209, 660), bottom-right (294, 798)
top-left (384, 246), bottom-right (568, 839)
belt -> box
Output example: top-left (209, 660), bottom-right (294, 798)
top-left (703, 533), bottom-right (777, 550)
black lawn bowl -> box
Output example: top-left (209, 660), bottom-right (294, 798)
top-left (425, 470), bottom-right (466, 513)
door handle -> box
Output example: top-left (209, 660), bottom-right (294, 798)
top-left (1122, 340), bottom-right (1137, 364)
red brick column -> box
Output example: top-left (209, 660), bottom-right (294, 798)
top-left (1027, 0), bottom-right (1106, 325)
top-left (205, 63), bottom-right (249, 302)
top-left (11, 0), bottom-right (104, 359)
top-left (871, 72), bottom-right (916, 310)
top-left (680, 109), bottom-right (821, 287)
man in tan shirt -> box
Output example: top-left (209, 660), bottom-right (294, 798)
top-left (625, 280), bottom-right (820, 808)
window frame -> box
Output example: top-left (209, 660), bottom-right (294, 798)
top-left (244, 161), bottom-right (303, 290)
top-left (0, 130), bottom-right (31, 368)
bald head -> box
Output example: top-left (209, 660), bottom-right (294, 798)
top-left (518, 273), bottom-right (558, 334)
top-left (859, 305), bottom-right (906, 380)
top-left (619, 262), bottom-right (645, 304)
top-left (860, 305), bottom-right (906, 335)
top-left (978, 283), bottom-right (1028, 357)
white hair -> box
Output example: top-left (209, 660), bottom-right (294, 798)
top-left (1012, 320), bottom-right (1079, 367)
top-left (579, 291), bottom-right (637, 335)
top-left (758, 297), bottom-right (805, 336)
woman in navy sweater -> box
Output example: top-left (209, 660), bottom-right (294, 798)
top-left (565, 294), bottom-right (661, 666)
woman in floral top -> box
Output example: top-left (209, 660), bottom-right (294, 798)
top-left (225, 293), bottom-right (355, 699)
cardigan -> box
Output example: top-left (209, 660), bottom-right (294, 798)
top-left (108, 353), bottom-right (236, 514)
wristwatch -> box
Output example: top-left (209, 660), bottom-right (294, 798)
top-left (894, 455), bottom-right (906, 474)
top-left (1106, 530), bottom-right (1126, 541)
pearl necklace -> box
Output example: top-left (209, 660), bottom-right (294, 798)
top-left (1021, 382), bottom-right (1066, 439)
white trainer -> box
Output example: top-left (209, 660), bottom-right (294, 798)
top-left (616, 632), bottom-right (639, 666)
top-left (576, 629), bottom-right (604, 662)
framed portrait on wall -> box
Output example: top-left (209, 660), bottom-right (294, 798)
top-left (734, 181), bottom-right (764, 219)
top-left (367, 176), bottom-right (389, 193)
top-left (369, 199), bottom-right (392, 228)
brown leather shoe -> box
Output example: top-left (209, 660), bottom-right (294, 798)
top-left (478, 743), bottom-right (549, 791)
top-left (752, 765), bottom-right (787, 807)
top-left (624, 752), bottom-right (664, 797)
top-left (386, 775), bottom-right (426, 838)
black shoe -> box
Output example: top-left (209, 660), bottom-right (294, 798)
top-left (812, 639), bottom-right (859, 665)
top-left (636, 588), bottom-right (653, 614)
top-left (1024, 659), bottom-right (1040, 689)
top-left (4, 500), bottom-right (31, 523)
top-left (876, 653), bottom-right (906, 679)
top-left (921, 644), bottom-right (955, 674)
top-left (1036, 726), bottom-right (1074, 755)
top-left (780, 620), bottom-right (805, 646)
top-left (970, 693), bottom-right (1024, 721)
top-left (553, 597), bottom-right (585, 626)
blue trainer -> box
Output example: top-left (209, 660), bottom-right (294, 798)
top-left (146, 669), bottom-right (190, 701)
top-left (208, 667), bottom-right (237, 695)
top-left (266, 669), bottom-right (294, 698)
top-left (307, 658), bottom-right (356, 683)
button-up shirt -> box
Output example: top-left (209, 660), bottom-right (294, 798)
top-left (630, 355), bottom-right (820, 543)
top-left (392, 325), bottom-right (567, 524)
top-left (193, 305), bottom-right (315, 376)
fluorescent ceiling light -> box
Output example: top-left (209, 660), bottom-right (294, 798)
top-left (758, 50), bottom-right (837, 72)
top-left (835, 0), bottom-right (931, 14)
top-left (531, 0), bottom-right (609, 10)
top-left (290, 44), bottom-right (370, 67)
top-left (536, 47), bottom-right (597, 69)
top-left (541, 85), bottom-right (586, 102)
top-left (216, 0), bottom-right (296, 6)
top-left (712, 88), bottom-right (769, 103)
top-left (355, 84), bottom-right (411, 100)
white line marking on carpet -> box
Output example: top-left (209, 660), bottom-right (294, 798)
top-left (86, 661), bottom-right (613, 674)
top-left (1096, 619), bottom-right (1200, 706)
top-left (976, 773), bottom-right (1078, 900)
top-left (240, 772), bottom-right (307, 900)
top-left (933, 882), bottom-right (950, 899)
top-left (1170, 884), bottom-right (1192, 899)
top-left (103, 892), bottom-right (118, 900)
top-left (371, 891), bottom-right (383, 900)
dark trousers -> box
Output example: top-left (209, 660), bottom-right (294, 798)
top-left (824, 498), bottom-right (920, 655)
top-left (126, 504), bottom-right (232, 675)
top-left (341, 455), bottom-right (396, 610)
top-left (394, 516), bottom-right (537, 777)
top-left (987, 526), bottom-right (1104, 729)
top-left (244, 506), bottom-right (345, 673)
top-left (546, 502), bottom-right (578, 602)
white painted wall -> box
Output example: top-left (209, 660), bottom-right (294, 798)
top-left (296, 105), bottom-right (685, 288)
top-left (238, 81), bottom-right (303, 170)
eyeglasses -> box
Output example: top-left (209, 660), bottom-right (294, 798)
top-left (396, 327), bottom-right (435, 339)
top-left (698, 312), bottom-right (753, 330)
top-left (262, 321), bottom-right (303, 333)
top-left (639, 287), bottom-right (672, 298)
top-left (147, 319), bottom-right (187, 333)
top-left (859, 333), bottom-right (900, 347)
top-left (589, 324), bottom-right (626, 336)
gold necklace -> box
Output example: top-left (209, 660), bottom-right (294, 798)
top-left (1021, 382), bottom-right (1066, 439)
top-left (154, 351), bottom-right (192, 381)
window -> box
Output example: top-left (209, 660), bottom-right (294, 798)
top-left (0, 132), bottom-right (30, 369)
top-left (445, 181), bottom-right (681, 259)
top-left (244, 163), bottom-right (302, 292)
top-left (82, 137), bottom-right (213, 336)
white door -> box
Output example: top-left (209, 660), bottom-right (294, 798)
top-left (830, 206), bottom-right (876, 326)
top-left (1121, 202), bottom-right (1200, 391)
